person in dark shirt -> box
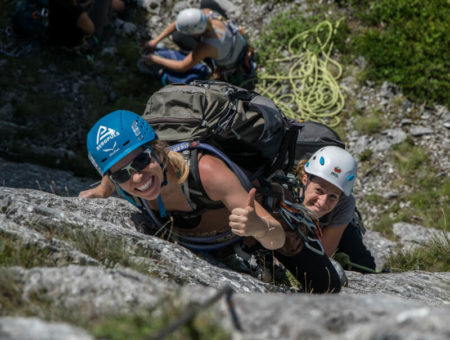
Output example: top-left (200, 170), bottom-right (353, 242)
top-left (48, 0), bottom-right (124, 48)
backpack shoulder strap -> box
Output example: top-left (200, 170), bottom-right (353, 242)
top-left (180, 148), bottom-right (224, 211)
top-left (170, 141), bottom-right (253, 191)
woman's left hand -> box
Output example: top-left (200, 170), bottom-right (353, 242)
top-left (229, 188), bottom-right (268, 238)
top-left (141, 54), bottom-right (154, 65)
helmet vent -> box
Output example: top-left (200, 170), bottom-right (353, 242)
top-left (100, 157), bottom-right (107, 163)
top-left (122, 140), bottom-right (130, 146)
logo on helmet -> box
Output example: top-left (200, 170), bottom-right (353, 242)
top-left (131, 121), bottom-right (144, 141)
top-left (96, 126), bottom-right (120, 151)
top-left (334, 167), bottom-right (342, 173)
top-left (88, 153), bottom-right (102, 174)
top-left (103, 142), bottom-right (120, 158)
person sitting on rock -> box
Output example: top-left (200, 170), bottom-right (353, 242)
top-left (139, 2), bottom-right (248, 80)
top-left (48, 0), bottom-right (125, 49)
top-left (294, 146), bottom-right (376, 273)
top-left (79, 110), bottom-right (344, 294)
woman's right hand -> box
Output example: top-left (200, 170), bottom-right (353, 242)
top-left (143, 39), bottom-right (158, 52)
top-left (78, 182), bottom-right (114, 199)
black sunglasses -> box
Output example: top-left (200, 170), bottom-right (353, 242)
top-left (109, 149), bottom-right (153, 183)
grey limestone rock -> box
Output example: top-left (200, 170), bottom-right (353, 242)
top-left (342, 270), bottom-right (450, 306)
top-left (185, 287), bottom-right (450, 339)
top-left (393, 222), bottom-right (450, 250)
top-left (360, 230), bottom-right (396, 270)
top-left (410, 126), bottom-right (435, 136)
top-left (0, 187), bottom-right (274, 293)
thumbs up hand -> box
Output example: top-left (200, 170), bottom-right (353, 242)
top-left (229, 188), bottom-right (269, 238)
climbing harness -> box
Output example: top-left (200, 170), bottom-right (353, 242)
top-left (253, 20), bottom-right (345, 127)
top-left (269, 174), bottom-right (325, 256)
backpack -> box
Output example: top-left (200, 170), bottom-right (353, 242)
top-left (12, 0), bottom-right (49, 41)
top-left (143, 80), bottom-right (344, 176)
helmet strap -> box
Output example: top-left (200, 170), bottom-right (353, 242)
top-left (147, 146), bottom-right (168, 187)
top-left (157, 194), bottom-right (167, 218)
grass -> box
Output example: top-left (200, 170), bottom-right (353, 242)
top-left (385, 232), bottom-right (450, 272)
top-left (90, 307), bottom-right (230, 340)
top-left (352, 106), bottom-right (388, 135)
top-left (0, 269), bottom-right (26, 315)
top-left (255, 7), bottom-right (350, 70)
top-left (349, 0), bottom-right (450, 107)
top-left (0, 234), bottom-right (60, 268)
top-left (390, 141), bottom-right (449, 230)
top-left (359, 139), bottom-right (449, 240)
top-left (360, 139), bottom-right (449, 238)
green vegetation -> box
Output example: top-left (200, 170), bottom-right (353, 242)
top-left (352, 106), bottom-right (388, 135)
top-left (360, 140), bottom-right (449, 240)
top-left (0, 235), bottom-right (60, 268)
top-left (350, 0), bottom-right (450, 107)
top-left (390, 141), bottom-right (449, 230)
top-left (255, 8), bottom-right (349, 70)
top-left (386, 233), bottom-right (450, 272)
top-left (0, 269), bottom-right (26, 314)
top-left (90, 308), bottom-right (230, 340)
top-left (358, 148), bottom-right (373, 162)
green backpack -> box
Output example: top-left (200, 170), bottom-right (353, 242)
top-left (143, 80), bottom-right (344, 176)
top-left (143, 80), bottom-right (290, 175)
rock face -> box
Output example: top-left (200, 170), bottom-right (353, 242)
top-left (1, 184), bottom-right (449, 339)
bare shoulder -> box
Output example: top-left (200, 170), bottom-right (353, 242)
top-left (197, 153), bottom-right (240, 200)
top-left (197, 154), bottom-right (229, 183)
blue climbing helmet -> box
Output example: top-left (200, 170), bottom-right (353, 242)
top-left (304, 146), bottom-right (357, 196)
top-left (87, 110), bottom-right (156, 176)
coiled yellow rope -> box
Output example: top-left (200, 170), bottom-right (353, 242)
top-left (255, 20), bottom-right (345, 127)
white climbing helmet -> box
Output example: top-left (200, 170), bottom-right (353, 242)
top-left (304, 146), bottom-right (357, 196)
top-left (176, 8), bottom-right (208, 35)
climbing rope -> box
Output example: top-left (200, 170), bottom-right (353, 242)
top-left (255, 20), bottom-right (345, 127)
top-left (333, 252), bottom-right (379, 274)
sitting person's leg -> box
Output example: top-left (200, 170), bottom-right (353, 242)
top-left (87, 0), bottom-right (124, 38)
top-left (87, 0), bottom-right (110, 37)
top-left (275, 246), bottom-right (342, 294)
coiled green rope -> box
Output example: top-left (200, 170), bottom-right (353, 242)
top-left (255, 20), bottom-right (345, 127)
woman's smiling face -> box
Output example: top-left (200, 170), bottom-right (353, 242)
top-left (109, 147), bottom-right (163, 200)
top-left (302, 175), bottom-right (342, 218)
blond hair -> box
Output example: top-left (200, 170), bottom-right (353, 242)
top-left (149, 140), bottom-right (190, 184)
top-left (294, 159), bottom-right (308, 179)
